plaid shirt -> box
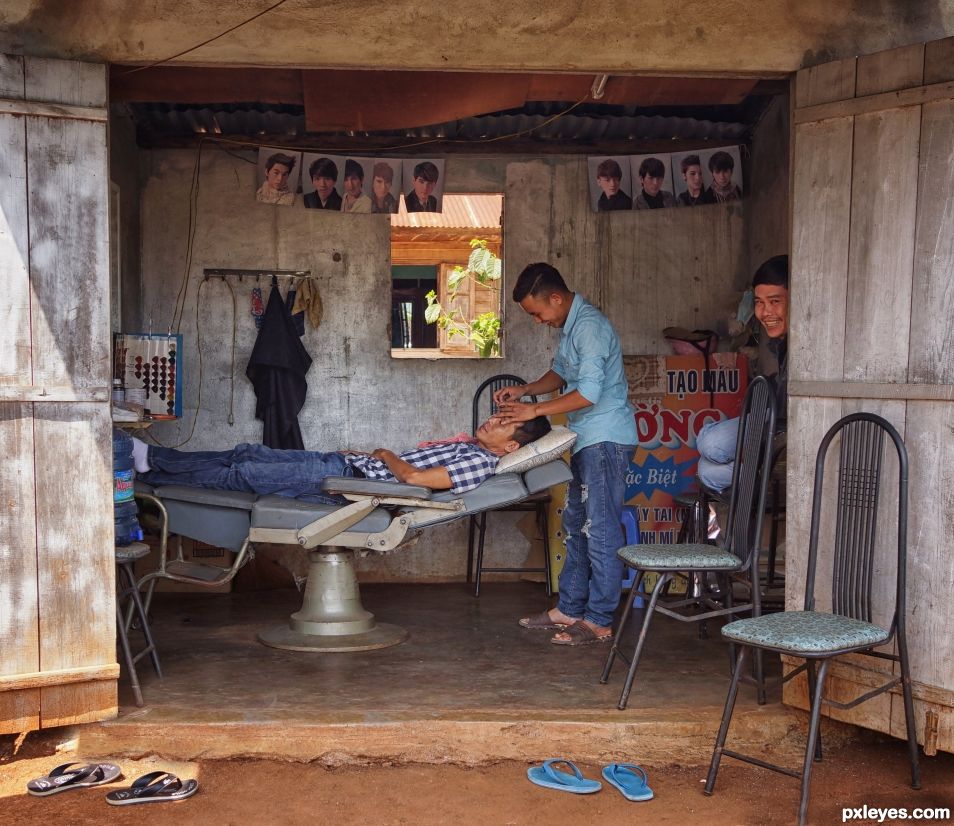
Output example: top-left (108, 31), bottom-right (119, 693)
top-left (347, 441), bottom-right (499, 494)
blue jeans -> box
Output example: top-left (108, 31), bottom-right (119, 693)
top-left (142, 443), bottom-right (353, 504)
top-left (696, 417), bottom-right (739, 492)
top-left (557, 441), bottom-right (636, 628)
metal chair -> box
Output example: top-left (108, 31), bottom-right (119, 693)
top-left (466, 374), bottom-right (552, 597)
top-left (115, 542), bottom-right (162, 706)
top-left (600, 376), bottom-right (777, 709)
top-left (704, 413), bottom-right (920, 826)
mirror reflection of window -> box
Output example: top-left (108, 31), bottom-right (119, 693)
top-left (389, 193), bottom-right (503, 359)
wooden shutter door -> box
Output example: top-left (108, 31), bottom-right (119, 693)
top-left (0, 54), bottom-right (116, 732)
top-left (787, 37), bottom-right (954, 755)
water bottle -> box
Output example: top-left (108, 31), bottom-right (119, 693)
top-left (112, 429), bottom-right (143, 545)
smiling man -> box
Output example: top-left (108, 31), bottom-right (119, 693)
top-left (496, 263), bottom-right (637, 647)
top-left (695, 255), bottom-right (789, 492)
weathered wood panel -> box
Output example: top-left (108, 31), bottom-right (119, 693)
top-left (843, 107), bottom-right (920, 383)
top-left (795, 58), bottom-right (857, 108)
top-left (0, 53), bottom-right (24, 98)
top-left (26, 115), bottom-right (111, 389)
top-left (23, 57), bottom-right (107, 108)
top-left (908, 99), bottom-right (954, 384)
top-left (33, 405), bottom-right (116, 725)
top-left (0, 403), bottom-right (40, 734)
top-left (924, 36), bottom-right (954, 85)
top-left (856, 42), bottom-right (924, 97)
top-left (789, 117), bottom-right (853, 383)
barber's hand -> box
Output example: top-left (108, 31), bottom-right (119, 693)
top-left (493, 384), bottom-right (526, 405)
top-left (371, 448), bottom-right (395, 461)
top-left (496, 400), bottom-right (537, 424)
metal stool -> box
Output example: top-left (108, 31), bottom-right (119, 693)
top-left (115, 542), bottom-right (162, 707)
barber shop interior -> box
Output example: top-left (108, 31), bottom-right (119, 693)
top-left (4, 13), bottom-right (954, 821)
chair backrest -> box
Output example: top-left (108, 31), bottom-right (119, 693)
top-left (721, 376), bottom-right (777, 567)
top-left (805, 413), bottom-right (908, 630)
top-left (472, 374), bottom-right (533, 434)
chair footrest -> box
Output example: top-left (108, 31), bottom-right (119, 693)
top-left (166, 560), bottom-right (230, 584)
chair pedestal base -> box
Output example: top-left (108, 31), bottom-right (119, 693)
top-left (257, 548), bottom-right (409, 652)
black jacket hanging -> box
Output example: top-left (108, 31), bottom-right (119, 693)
top-left (246, 283), bottom-right (313, 449)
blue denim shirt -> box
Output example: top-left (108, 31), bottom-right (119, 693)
top-left (553, 294), bottom-right (637, 452)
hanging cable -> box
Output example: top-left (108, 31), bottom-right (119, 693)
top-left (225, 278), bottom-right (238, 426)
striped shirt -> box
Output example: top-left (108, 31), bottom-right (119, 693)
top-left (346, 441), bottom-right (499, 494)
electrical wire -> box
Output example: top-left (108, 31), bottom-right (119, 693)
top-left (118, 0), bottom-right (293, 76)
top-left (170, 138), bottom-right (205, 333)
top-left (225, 278), bottom-right (238, 426)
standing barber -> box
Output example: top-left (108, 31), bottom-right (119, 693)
top-left (496, 263), bottom-right (637, 646)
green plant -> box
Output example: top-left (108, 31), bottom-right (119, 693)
top-left (425, 239), bottom-right (502, 357)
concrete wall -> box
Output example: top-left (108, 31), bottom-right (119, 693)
top-left (744, 91), bottom-right (791, 271)
top-left (2, 1), bottom-right (952, 74)
top-left (139, 147), bottom-right (753, 580)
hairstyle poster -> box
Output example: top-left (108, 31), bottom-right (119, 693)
top-left (339, 157), bottom-right (376, 214)
top-left (301, 153), bottom-right (346, 211)
top-left (630, 153), bottom-right (676, 210)
top-left (402, 159), bottom-right (445, 213)
top-left (367, 159), bottom-right (403, 215)
top-left (670, 151), bottom-right (709, 207)
top-left (255, 147), bottom-right (301, 206)
top-left (697, 145), bottom-right (744, 204)
top-left (587, 156), bottom-right (633, 213)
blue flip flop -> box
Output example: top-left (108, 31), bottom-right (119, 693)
top-left (527, 759), bottom-right (602, 794)
top-left (602, 763), bottom-right (654, 801)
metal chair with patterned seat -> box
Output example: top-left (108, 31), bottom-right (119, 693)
top-left (600, 375), bottom-right (777, 709)
top-left (704, 413), bottom-right (920, 826)
top-left (466, 374), bottom-right (552, 597)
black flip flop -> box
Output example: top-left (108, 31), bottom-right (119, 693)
top-left (27, 762), bottom-right (122, 796)
top-left (105, 771), bottom-right (199, 806)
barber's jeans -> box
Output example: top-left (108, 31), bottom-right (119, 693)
top-left (557, 441), bottom-right (636, 629)
top-left (696, 417), bottom-right (739, 492)
top-left (142, 443), bottom-right (352, 503)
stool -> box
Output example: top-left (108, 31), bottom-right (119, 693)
top-left (115, 542), bottom-right (162, 707)
top-left (620, 506), bottom-right (646, 608)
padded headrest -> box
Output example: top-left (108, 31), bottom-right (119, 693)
top-left (495, 425), bottom-right (577, 475)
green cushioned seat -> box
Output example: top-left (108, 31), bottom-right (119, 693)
top-left (618, 543), bottom-right (741, 570)
top-left (721, 611), bottom-right (890, 655)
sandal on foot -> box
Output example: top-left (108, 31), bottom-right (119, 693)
top-left (550, 622), bottom-right (613, 646)
top-left (27, 762), bottom-right (122, 796)
top-left (105, 771), bottom-right (199, 806)
top-left (519, 611), bottom-right (571, 630)
top-left (527, 759), bottom-right (602, 794)
top-left (602, 763), bottom-right (654, 801)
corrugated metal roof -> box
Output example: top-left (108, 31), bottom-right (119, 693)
top-left (391, 193), bottom-right (502, 229)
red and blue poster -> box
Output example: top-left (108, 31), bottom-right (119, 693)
top-left (623, 354), bottom-right (749, 543)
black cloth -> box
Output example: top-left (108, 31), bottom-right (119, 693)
top-left (246, 286), bottom-right (313, 449)
top-left (597, 190), bottom-right (633, 211)
top-left (757, 329), bottom-right (788, 429)
top-left (405, 191), bottom-right (438, 212)
top-left (303, 190), bottom-right (342, 210)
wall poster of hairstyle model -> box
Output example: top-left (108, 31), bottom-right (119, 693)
top-left (586, 146), bottom-right (744, 211)
top-left (402, 159), bottom-right (445, 213)
top-left (301, 153), bottom-right (345, 210)
top-left (255, 147), bottom-right (302, 206)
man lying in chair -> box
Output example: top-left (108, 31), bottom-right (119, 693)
top-left (131, 415), bottom-right (551, 503)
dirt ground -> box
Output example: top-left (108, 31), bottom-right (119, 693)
top-left (1, 731), bottom-right (952, 826)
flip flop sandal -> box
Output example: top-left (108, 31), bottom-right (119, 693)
top-left (602, 763), bottom-right (654, 801)
top-left (550, 622), bottom-right (613, 646)
top-left (527, 759), bottom-right (602, 794)
top-left (27, 762), bottom-right (122, 796)
top-left (519, 611), bottom-right (572, 630)
top-left (105, 771), bottom-right (199, 806)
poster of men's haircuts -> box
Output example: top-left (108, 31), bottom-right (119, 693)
top-left (301, 153), bottom-right (345, 211)
top-left (697, 145), bottom-right (744, 204)
top-left (368, 159), bottom-right (403, 214)
top-left (630, 153), bottom-right (676, 210)
top-left (255, 147), bottom-right (301, 206)
top-left (670, 151), bottom-right (710, 207)
top-left (587, 156), bottom-right (633, 212)
top-left (402, 159), bottom-right (445, 213)
top-left (339, 157), bottom-right (376, 214)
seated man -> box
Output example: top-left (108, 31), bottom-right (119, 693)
top-left (695, 255), bottom-right (788, 492)
top-left (132, 415), bottom-right (551, 504)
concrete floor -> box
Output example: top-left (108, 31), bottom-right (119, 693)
top-left (82, 582), bottom-right (816, 766)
